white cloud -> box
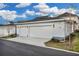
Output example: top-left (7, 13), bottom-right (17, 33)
top-left (16, 3), bottom-right (31, 8)
top-left (50, 7), bottom-right (59, 14)
top-left (24, 9), bottom-right (49, 17)
top-left (40, 8), bottom-right (50, 14)
top-left (17, 14), bottom-right (26, 18)
top-left (50, 7), bottom-right (76, 15)
top-left (33, 3), bottom-right (50, 16)
top-left (0, 10), bottom-right (26, 21)
top-left (34, 3), bottom-right (49, 10)
top-left (0, 3), bottom-right (7, 9)
top-left (55, 8), bottom-right (76, 15)
top-left (34, 4), bottom-right (59, 15)
top-left (39, 7), bottom-right (58, 14)
top-left (35, 12), bottom-right (48, 16)
top-left (58, 9), bottom-right (68, 14)
top-left (39, 6), bottom-right (68, 15)
top-left (34, 3), bottom-right (76, 16)
top-left (25, 10), bottom-right (35, 16)
top-left (67, 8), bottom-right (76, 14)
top-left (0, 10), bottom-right (17, 21)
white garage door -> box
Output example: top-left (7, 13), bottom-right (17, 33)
top-left (17, 26), bottom-right (28, 37)
top-left (30, 25), bottom-right (53, 39)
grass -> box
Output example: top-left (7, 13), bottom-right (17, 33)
top-left (0, 34), bottom-right (17, 39)
top-left (72, 32), bottom-right (79, 52)
top-left (45, 31), bottom-right (79, 52)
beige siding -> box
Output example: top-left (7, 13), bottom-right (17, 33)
top-left (0, 26), bottom-right (15, 37)
top-left (17, 21), bottom-right (67, 39)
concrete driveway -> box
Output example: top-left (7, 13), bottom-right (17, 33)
top-left (6, 37), bottom-right (51, 47)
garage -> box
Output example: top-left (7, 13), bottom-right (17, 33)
top-left (29, 24), bottom-right (53, 39)
top-left (17, 25), bottom-right (28, 37)
top-left (17, 24), bottom-right (53, 39)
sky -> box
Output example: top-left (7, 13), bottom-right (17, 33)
top-left (0, 3), bottom-right (79, 24)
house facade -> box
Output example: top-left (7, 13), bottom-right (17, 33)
top-left (0, 24), bottom-right (15, 37)
top-left (16, 13), bottom-right (79, 40)
top-left (0, 13), bottom-right (78, 40)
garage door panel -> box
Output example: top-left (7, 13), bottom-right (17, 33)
top-left (17, 28), bottom-right (28, 37)
top-left (30, 25), bottom-right (53, 38)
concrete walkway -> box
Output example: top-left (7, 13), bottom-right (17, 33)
top-left (5, 37), bottom-right (51, 47)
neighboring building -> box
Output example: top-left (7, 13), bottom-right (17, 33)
top-left (16, 12), bottom-right (79, 40)
top-left (0, 24), bottom-right (15, 37)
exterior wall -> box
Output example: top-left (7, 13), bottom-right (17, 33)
top-left (0, 20), bottom-right (73, 40)
top-left (17, 25), bottom-right (28, 37)
top-left (65, 22), bottom-right (72, 36)
top-left (64, 16), bottom-right (79, 31)
top-left (8, 26), bottom-right (15, 35)
top-left (0, 27), bottom-right (8, 37)
top-left (73, 16), bottom-right (79, 31)
top-left (0, 26), bottom-right (15, 37)
top-left (75, 23), bottom-right (79, 31)
top-left (29, 23), bottom-right (53, 38)
top-left (17, 21), bottom-right (67, 40)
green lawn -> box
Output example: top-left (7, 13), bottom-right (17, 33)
top-left (45, 32), bottom-right (79, 52)
top-left (72, 32), bottom-right (79, 52)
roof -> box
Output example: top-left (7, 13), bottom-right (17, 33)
top-left (57, 12), bottom-right (78, 17)
top-left (17, 12), bottom-right (78, 23)
top-left (0, 24), bottom-right (15, 26)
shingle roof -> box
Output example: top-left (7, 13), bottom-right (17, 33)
top-left (17, 12), bottom-right (78, 23)
top-left (57, 12), bottom-right (78, 17)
